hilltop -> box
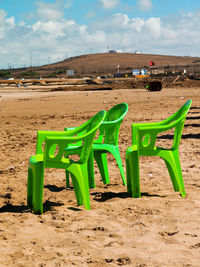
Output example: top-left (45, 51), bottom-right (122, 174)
top-left (11, 53), bottom-right (200, 77)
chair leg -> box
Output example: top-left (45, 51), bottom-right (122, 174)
top-left (126, 152), bottom-right (132, 195)
top-left (87, 151), bottom-right (96, 188)
top-left (126, 148), bottom-right (141, 198)
top-left (164, 159), bottom-right (179, 192)
top-left (32, 161), bottom-right (45, 214)
top-left (69, 164), bottom-right (91, 210)
top-left (66, 152), bottom-right (95, 189)
top-left (65, 170), bottom-right (70, 188)
top-left (79, 164), bottom-right (91, 210)
top-left (94, 152), bottom-right (110, 184)
top-left (27, 166), bottom-right (33, 208)
top-left (70, 173), bottom-right (83, 206)
top-left (173, 150), bottom-right (186, 197)
top-left (163, 150), bottom-right (186, 197)
top-left (112, 147), bottom-right (127, 186)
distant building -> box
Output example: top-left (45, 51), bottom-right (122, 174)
top-left (132, 69), bottom-right (149, 77)
top-left (66, 70), bottom-right (74, 76)
top-left (141, 68), bottom-right (147, 75)
top-left (132, 69), bottom-right (140, 76)
top-left (108, 50), bottom-right (122, 54)
top-left (149, 67), bottom-right (164, 75)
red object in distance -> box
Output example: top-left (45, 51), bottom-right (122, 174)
top-left (149, 61), bottom-right (155, 66)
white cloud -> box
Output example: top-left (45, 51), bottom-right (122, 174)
top-left (0, 9), bottom-right (7, 23)
top-left (32, 19), bottom-right (76, 37)
top-left (0, 10), bottom-right (15, 39)
top-left (6, 17), bottom-right (15, 28)
top-left (138, 0), bottom-right (153, 11)
top-left (36, 1), bottom-right (65, 20)
top-left (129, 18), bottom-right (145, 32)
top-left (85, 11), bottom-right (96, 19)
top-left (93, 13), bottom-right (130, 30)
top-left (1, 8), bottom-right (200, 69)
top-left (99, 0), bottom-right (120, 9)
top-left (88, 12), bottom-right (200, 56)
top-left (64, 0), bottom-right (72, 8)
top-left (145, 17), bottom-right (160, 38)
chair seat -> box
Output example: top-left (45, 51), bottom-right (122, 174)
top-left (65, 143), bottom-right (118, 154)
top-left (30, 154), bottom-right (71, 165)
top-left (128, 145), bottom-right (172, 153)
top-left (93, 143), bottom-right (116, 153)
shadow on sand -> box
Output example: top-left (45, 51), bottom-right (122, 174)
top-left (44, 184), bottom-right (66, 192)
top-left (91, 191), bottom-right (167, 202)
top-left (0, 200), bottom-right (64, 214)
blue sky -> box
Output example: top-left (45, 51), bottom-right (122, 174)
top-left (0, 0), bottom-right (200, 69)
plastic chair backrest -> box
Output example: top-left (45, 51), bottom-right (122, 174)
top-left (95, 103), bottom-right (128, 146)
top-left (64, 127), bottom-right (83, 148)
top-left (80, 111), bottom-right (107, 162)
top-left (133, 100), bottom-right (192, 152)
top-left (42, 111), bottom-right (106, 168)
top-left (169, 100), bottom-right (192, 149)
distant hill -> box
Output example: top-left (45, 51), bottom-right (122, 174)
top-left (13, 53), bottom-right (200, 77)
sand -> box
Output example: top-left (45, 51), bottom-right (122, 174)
top-left (0, 87), bottom-right (200, 266)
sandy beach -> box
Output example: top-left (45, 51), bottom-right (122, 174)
top-left (0, 86), bottom-right (200, 266)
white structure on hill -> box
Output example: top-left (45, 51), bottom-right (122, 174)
top-left (108, 50), bottom-right (122, 54)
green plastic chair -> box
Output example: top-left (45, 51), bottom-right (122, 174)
top-left (126, 100), bottom-right (192, 198)
top-left (65, 103), bottom-right (128, 188)
top-left (27, 110), bottom-right (106, 214)
top-left (91, 103), bottom-right (128, 187)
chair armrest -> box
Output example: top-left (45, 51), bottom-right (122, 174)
top-left (43, 135), bottom-right (86, 162)
top-left (132, 121), bottom-right (179, 149)
top-left (36, 130), bottom-right (72, 154)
